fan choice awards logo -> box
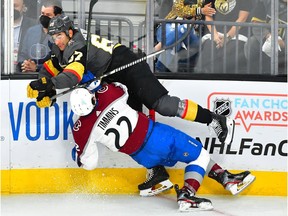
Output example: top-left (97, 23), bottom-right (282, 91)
top-left (208, 92), bottom-right (288, 132)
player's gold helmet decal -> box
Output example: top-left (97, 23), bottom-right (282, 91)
top-left (215, 0), bottom-right (236, 15)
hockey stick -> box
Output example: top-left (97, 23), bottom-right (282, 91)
top-left (50, 48), bottom-right (167, 99)
top-left (48, 0), bottom-right (98, 101)
top-left (51, 23), bottom-right (194, 100)
top-left (100, 22), bottom-right (194, 80)
top-left (86, 0), bottom-right (98, 64)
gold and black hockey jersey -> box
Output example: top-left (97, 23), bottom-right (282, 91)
top-left (39, 31), bottom-right (120, 89)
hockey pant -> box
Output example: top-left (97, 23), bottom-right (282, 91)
top-left (131, 119), bottom-right (209, 171)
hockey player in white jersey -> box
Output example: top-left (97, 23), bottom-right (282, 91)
top-left (27, 14), bottom-right (241, 197)
top-left (70, 82), bottom-right (255, 212)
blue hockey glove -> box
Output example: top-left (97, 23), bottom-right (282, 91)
top-left (87, 80), bottom-right (101, 93)
top-left (81, 70), bottom-right (95, 84)
top-left (81, 71), bottom-right (101, 93)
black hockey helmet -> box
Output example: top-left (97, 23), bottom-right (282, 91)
top-left (47, 14), bottom-right (74, 36)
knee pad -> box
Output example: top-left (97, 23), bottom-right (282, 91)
top-left (188, 148), bottom-right (210, 172)
top-left (152, 94), bottom-right (180, 117)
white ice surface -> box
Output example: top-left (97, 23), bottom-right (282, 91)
top-left (1, 194), bottom-right (287, 216)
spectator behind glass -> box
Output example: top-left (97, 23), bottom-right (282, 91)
top-left (196, 0), bottom-right (253, 74)
top-left (155, 0), bottom-right (174, 20)
top-left (154, 0), bottom-right (216, 72)
top-left (244, 0), bottom-right (287, 75)
top-left (13, 0), bottom-right (36, 71)
top-left (17, 0), bottom-right (63, 73)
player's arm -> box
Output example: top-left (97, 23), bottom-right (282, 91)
top-left (27, 46), bottom-right (86, 108)
top-left (72, 116), bottom-right (100, 171)
top-left (44, 46), bottom-right (87, 89)
top-left (52, 48), bottom-right (86, 88)
top-left (38, 59), bottom-right (59, 79)
top-left (38, 46), bottom-right (63, 80)
top-left (26, 53), bottom-right (57, 105)
top-left (72, 142), bottom-right (100, 171)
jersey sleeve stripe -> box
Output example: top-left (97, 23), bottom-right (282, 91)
top-left (44, 60), bottom-right (59, 77)
top-left (63, 62), bottom-right (85, 82)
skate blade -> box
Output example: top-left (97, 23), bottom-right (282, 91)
top-left (139, 179), bottom-right (173, 197)
top-left (224, 118), bottom-right (235, 145)
top-left (178, 201), bottom-right (213, 212)
top-left (229, 174), bottom-right (256, 195)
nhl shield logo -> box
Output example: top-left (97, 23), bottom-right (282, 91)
top-left (213, 99), bottom-right (232, 116)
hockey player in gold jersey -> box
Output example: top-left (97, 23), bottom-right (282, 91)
top-left (27, 14), bottom-right (239, 197)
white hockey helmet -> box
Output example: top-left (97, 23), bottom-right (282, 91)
top-left (70, 88), bottom-right (96, 116)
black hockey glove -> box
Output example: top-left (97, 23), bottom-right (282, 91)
top-left (27, 77), bottom-right (56, 108)
top-left (36, 89), bottom-right (57, 108)
top-left (27, 77), bottom-right (54, 98)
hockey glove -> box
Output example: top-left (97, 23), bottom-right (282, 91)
top-left (27, 77), bottom-right (56, 108)
top-left (36, 96), bottom-right (52, 108)
top-left (36, 89), bottom-right (56, 108)
top-left (87, 80), bottom-right (101, 93)
top-left (81, 71), bottom-right (101, 93)
top-left (81, 70), bottom-right (95, 84)
top-left (27, 77), bottom-right (54, 99)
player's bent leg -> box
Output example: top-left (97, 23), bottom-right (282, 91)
top-left (209, 170), bottom-right (256, 195)
top-left (177, 99), bottom-right (235, 145)
top-left (152, 95), bottom-right (235, 145)
top-left (175, 184), bottom-right (213, 212)
top-left (138, 166), bottom-right (173, 196)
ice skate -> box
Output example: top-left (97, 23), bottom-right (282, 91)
top-left (217, 170), bottom-right (256, 195)
top-left (138, 166), bottom-right (173, 196)
top-left (175, 184), bottom-right (213, 212)
top-left (209, 113), bottom-right (235, 145)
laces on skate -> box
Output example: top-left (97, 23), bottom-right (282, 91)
top-left (209, 113), bottom-right (235, 145)
top-left (138, 166), bottom-right (173, 196)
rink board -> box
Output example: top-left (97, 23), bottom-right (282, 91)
top-left (1, 168), bottom-right (287, 196)
top-left (1, 79), bottom-right (287, 195)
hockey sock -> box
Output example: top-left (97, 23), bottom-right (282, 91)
top-left (184, 179), bottom-right (199, 194)
top-left (177, 99), bottom-right (212, 124)
top-left (184, 148), bottom-right (210, 193)
top-left (206, 159), bottom-right (223, 174)
top-left (207, 162), bottom-right (225, 183)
